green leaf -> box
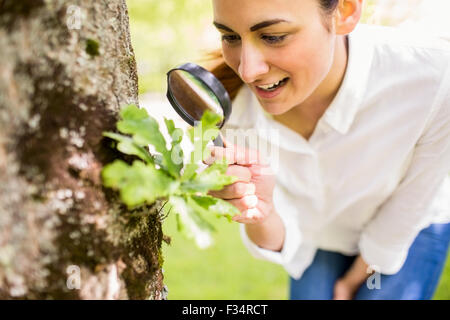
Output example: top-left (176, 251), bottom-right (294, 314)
top-left (180, 110), bottom-right (224, 183)
top-left (189, 194), bottom-right (240, 222)
top-left (164, 117), bottom-right (184, 176)
top-left (116, 104), bottom-right (181, 178)
top-left (168, 196), bottom-right (214, 249)
top-left (181, 163), bottom-right (198, 182)
top-left (164, 118), bottom-right (177, 138)
top-left (102, 106), bottom-right (242, 249)
top-left (117, 105), bottom-right (164, 148)
top-left (102, 160), bottom-right (129, 187)
top-left (187, 110), bottom-right (222, 163)
top-left (175, 212), bottom-right (184, 233)
top-left (103, 132), bottom-right (154, 164)
top-left (202, 157), bottom-right (229, 175)
top-left (180, 158), bottom-right (237, 194)
top-left (153, 154), bottom-right (164, 167)
top-left (102, 160), bottom-right (179, 208)
top-left (185, 196), bottom-right (216, 232)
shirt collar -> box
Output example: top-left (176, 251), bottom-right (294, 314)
top-left (227, 24), bottom-right (375, 137)
top-left (321, 24), bottom-right (374, 134)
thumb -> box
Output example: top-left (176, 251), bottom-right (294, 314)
top-left (333, 279), bottom-right (352, 300)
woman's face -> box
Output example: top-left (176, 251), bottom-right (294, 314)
top-left (212, 0), bottom-right (338, 115)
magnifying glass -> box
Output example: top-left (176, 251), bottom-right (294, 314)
top-left (166, 62), bottom-right (232, 147)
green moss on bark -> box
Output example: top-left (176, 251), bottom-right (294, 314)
top-left (85, 39), bottom-right (100, 57)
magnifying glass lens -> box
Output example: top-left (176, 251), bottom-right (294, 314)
top-left (166, 63), bottom-right (232, 146)
top-left (168, 69), bottom-right (224, 123)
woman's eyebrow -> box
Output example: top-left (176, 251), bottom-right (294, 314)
top-left (213, 19), bottom-right (290, 33)
top-left (213, 22), bottom-right (234, 32)
top-left (250, 19), bottom-right (290, 32)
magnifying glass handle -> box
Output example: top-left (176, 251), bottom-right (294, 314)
top-left (213, 132), bottom-right (226, 147)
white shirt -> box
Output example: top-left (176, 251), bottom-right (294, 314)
top-left (222, 24), bottom-right (450, 279)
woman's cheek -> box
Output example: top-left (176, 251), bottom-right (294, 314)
top-left (222, 48), bottom-right (240, 75)
top-left (296, 45), bottom-right (334, 93)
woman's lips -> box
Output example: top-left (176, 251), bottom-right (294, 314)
top-left (254, 78), bottom-right (289, 99)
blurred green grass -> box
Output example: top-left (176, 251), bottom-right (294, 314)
top-left (161, 212), bottom-right (288, 300)
top-left (434, 252), bottom-right (450, 299)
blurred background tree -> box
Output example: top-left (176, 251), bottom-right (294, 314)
top-left (127, 0), bottom-right (450, 299)
top-left (128, 0), bottom-right (218, 94)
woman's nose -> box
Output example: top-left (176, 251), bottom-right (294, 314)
top-left (238, 44), bottom-right (269, 84)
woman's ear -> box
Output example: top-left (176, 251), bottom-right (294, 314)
top-left (334, 0), bottom-right (363, 35)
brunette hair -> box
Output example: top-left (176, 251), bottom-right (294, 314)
top-left (202, 0), bottom-right (340, 101)
top-left (319, 0), bottom-right (340, 15)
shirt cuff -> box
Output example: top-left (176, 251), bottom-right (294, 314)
top-left (358, 232), bottom-right (409, 275)
top-left (238, 209), bottom-right (302, 267)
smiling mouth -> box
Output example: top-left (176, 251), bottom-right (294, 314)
top-left (256, 77), bottom-right (289, 92)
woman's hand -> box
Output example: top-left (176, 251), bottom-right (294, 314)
top-left (333, 278), bottom-right (359, 300)
top-left (205, 143), bottom-right (276, 225)
top-left (333, 255), bottom-right (372, 300)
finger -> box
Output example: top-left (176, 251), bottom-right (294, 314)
top-left (232, 208), bottom-right (266, 224)
top-left (233, 145), bottom-right (261, 166)
top-left (232, 198), bottom-right (274, 224)
top-left (248, 163), bottom-right (273, 177)
top-left (208, 145), bottom-right (261, 166)
top-left (333, 280), bottom-right (351, 300)
top-left (203, 145), bottom-right (235, 165)
top-left (227, 195), bottom-right (258, 212)
top-left (221, 133), bottom-right (228, 148)
top-left (226, 165), bottom-right (251, 183)
top-left (208, 182), bottom-right (255, 200)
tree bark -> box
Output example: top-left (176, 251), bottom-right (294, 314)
top-left (0, 0), bottom-right (165, 299)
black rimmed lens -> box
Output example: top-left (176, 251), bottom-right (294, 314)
top-left (166, 62), bottom-right (231, 129)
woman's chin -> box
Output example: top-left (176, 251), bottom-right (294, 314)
top-left (258, 101), bottom-right (292, 116)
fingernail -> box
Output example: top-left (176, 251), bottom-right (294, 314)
top-left (246, 183), bottom-right (256, 195)
top-left (244, 195), bottom-right (258, 207)
top-left (246, 208), bottom-right (259, 218)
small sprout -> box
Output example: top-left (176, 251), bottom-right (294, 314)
top-left (102, 105), bottom-right (238, 248)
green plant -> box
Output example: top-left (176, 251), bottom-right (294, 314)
top-left (101, 104), bottom-right (239, 248)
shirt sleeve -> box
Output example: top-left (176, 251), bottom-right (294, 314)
top-left (358, 68), bottom-right (450, 275)
top-left (238, 184), bottom-right (303, 268)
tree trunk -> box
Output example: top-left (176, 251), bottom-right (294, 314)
top-left (0, 0), bottom-right (166, 299)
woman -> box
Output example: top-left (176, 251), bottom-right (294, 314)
top-left (205, 0), bottom-right (450, 299)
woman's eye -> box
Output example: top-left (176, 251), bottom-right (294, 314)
top-left (221, 34), bottom-right (287, 45)
top-left (261, 34), bottom-right (287, 44)
top-left (221, 34), bottom-right (241, 44)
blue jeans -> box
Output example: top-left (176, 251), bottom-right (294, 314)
top-left (289, 223), bottom-right (450, 300)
